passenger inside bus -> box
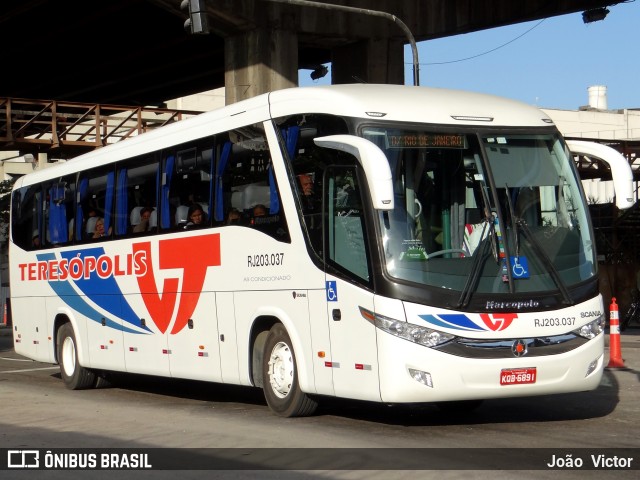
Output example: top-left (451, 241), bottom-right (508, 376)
top-left (298, 173), bottom-right (318, 211)
top-left (226, 208), bottom-right (241, 225)
top-left (92, 218), bottom-right (110, 239)
top-left (186, 203), bottom-right (206, 228)
top-left (252, 204), bottom-right (267, 217)
top-left (133, 207), bottom-right (153, 233)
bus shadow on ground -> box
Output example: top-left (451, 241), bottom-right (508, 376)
top-left (316, 368), bottom-right (633, 427)
top-left (51, 370), bottom-right (268, 408)
top-left (48, 365), bottom-right (632, 427)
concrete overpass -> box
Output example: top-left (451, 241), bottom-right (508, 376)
top-left (1, 0), bottom-right (617, 105)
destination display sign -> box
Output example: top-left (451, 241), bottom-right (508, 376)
top-left (387, 133), bottom-right (467, 149)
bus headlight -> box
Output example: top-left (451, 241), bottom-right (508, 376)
top-left (360, 307), bottom-right (456, 347)
top-left (573, 316), bottom-right (605, 339)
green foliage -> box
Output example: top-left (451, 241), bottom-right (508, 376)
top-left (0, 177), bottom-right (17, 246)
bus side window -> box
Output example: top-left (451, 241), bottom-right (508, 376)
top-left (278, 115), bottom-right (350, 257)
top-left (45, 179), bottom-right (74, 246)
top-left (119, 155), bottom-right (159, 236)
top-left (164, 140), bottom-right (215, 230)
top-left (77, 167), bottom-right (114, 241)
top-left (217, 126), bottom-right (289, 242)
top-left (325, 165), bottom-right (370, 282)
top-left (11, 185), bottom-right (41, 251)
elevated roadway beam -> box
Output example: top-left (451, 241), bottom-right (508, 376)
top-left (0, 1), bottom-right (617, 105)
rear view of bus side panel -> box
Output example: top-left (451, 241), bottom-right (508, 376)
top-left (11, 296), bottom-right (50, 363)
top-left (82, 296), bottom-right (126, 372)
top-left (123, 293), bottom-right (171, 377)
top-left (167, 291), bottom-right (223, 382)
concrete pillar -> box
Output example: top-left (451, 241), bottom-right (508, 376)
top-left (332, 38), bottom-right (404, 85)
top-left (37, 153), bottom-right (48, 171)
top-left (224, 28), bottom-right (298, 104)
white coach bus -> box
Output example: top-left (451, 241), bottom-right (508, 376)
top-left (9, 84), bottom-right (633, 417)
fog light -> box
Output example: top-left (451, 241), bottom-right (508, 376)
top-left (586, 355), bottom-right (602, 377)
top-left (408, 368), bottom-right (433, 388)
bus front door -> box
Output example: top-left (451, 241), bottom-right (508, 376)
top-left (322, 165), bottom-right (381, 402)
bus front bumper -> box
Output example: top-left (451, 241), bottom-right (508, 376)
top-left (376, 331), bottom-right (604, 403)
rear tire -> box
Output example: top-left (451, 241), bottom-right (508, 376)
top-left (57, 323), bottom-right (96, 390)
top-left (262, 323), bottom-right (318, 417)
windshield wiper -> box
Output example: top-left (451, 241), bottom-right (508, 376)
top-left (455, 217), bottom-right (492, 309)
top-left (503, 184), bottom-right (573, 305)
top-left (516, 219), bottom-right (574, 305)
top-left (502, 185), bottom-right (518, 293)
top-left (504, 184), bottom-right (519, 258)
top-left (455, 175), bottom-right (501, 308)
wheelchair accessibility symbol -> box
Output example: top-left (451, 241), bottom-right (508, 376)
top-left (509, 256), bottom-right (529, 279)
top-left (326, 281), bottom-right (338, 301)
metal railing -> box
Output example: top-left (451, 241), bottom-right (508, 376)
top-left (0, 97), bottom-right (203, 154)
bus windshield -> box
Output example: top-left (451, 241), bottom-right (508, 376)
top-left (363, 126), bottom-right (595, 298)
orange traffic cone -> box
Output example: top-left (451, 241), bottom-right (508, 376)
top-left (607, 297), bottom-right (626, 369)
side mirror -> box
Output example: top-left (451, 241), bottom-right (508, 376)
top-left (314, 135), bottom-right (394, 210)
top-left (566, 140), bottom-right (634, 210)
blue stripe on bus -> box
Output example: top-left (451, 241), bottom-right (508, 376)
top-left (418, 314), bottom-right (485, 331)
top-left (37, 252), bottom-right (150, 334)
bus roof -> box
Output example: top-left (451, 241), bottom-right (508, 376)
top-left (13, 84), bottom-right (553, 189)
top-left (269, 84), bottom-right (553, 128)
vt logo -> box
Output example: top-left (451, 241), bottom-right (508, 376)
top-left (134, 234), bottom-right (221, 334)
top-left (479, 313), bottom-right (517, 331)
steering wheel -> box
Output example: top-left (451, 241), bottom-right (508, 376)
top-left (412, 198), bottom-right (422, 219)
top-left (427, 249), bottom-right (468, 258)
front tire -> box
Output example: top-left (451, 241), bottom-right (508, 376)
top-left (262, 323), bottom-right (318, 417)
top-left (57, 323), bottom-right (96, 390)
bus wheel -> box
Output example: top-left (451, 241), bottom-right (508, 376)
top-left (57, 323), bottom-right (96, 390)
top-left (262, 323), bottom-right (318, 417)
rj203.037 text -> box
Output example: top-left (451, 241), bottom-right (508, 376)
top-left (247, 253), bottom-right (284, 268)
top-left (534, 317), bottom-right (576, 327)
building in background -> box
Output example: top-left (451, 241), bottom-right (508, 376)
top-left (543, 85), bottom-right (640, 204)
top-left (542, 86), bottom-right (640, 309)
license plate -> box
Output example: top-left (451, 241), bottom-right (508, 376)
top-left (500, 367), bottom-right (537, 385)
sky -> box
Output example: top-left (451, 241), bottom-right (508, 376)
top-left (300, 1), bottom-right (639, 110)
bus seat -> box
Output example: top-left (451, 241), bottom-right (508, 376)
top-left (465, 208), bottom-right (482, 225)
top-left (149, 209), bottom-right (158, 228)
top-left (85, 216), bottom-right (98, 237)
top-left (130, 206), bottom-right (144, 226)
top-left (463, 218), bottom-right (490, 256)
top-left (231, 184), bottom-right (271, 211)
top-left (243, 185), bottom-right (270, 210)
top-left (230, 191), bottom-right (243, 210)
top-left (175, 205), bottom-right (189, 225)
